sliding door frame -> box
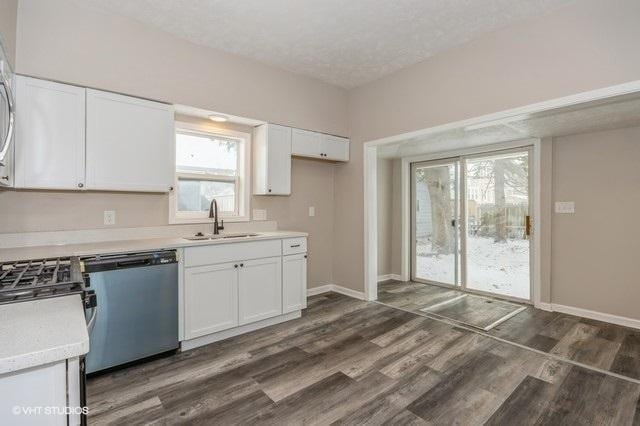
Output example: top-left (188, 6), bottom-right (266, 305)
top-left (405, 139), bottom-right (539, 305)
top-left (459, 146), bottom-right (534, 303)
top-left (410, 157), bottom-right (460, 288)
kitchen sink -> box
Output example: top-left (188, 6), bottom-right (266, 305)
top-left (220, 233), bottom-right (259, 239)
top-left (183, 233), bottom-right (260, 241)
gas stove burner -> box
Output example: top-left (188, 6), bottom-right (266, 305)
top-left (0, 257), bottom-right (87, 305)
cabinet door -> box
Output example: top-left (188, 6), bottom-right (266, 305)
top-left (291, 128), bottom-right (321, 158)
top-left (266, 124), bottom-right (291, 195)
top-left (86, 89), bottom-right (175, 192)
top-left (14, 76), bottom-right (85, 190)
top-left (238, 256), bottom-right (282, 324)
top-left (0, 139), bottom-right (12, 187)
top-left (0, 360), bottom-right (67, 426)
top-left (322, 135), bottom-right (350, 162)
top-left (283, 253), bottom-right (307, 313)
top-left (184, 262), bottom-right (238, 339)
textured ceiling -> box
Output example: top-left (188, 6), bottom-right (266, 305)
top-left (82, 0), bottom-right (576, 88)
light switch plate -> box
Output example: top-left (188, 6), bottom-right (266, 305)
top-left (104, 210), bottom-right (116, 225)
top-left (308, 206), bottom-right (315, 217)
top-left (252, 209), bottom-right (267, 221)
top-left (555, 201), bottom-right (575, 214)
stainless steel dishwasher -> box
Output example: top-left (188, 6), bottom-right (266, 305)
top-left (82, 250), bottom-right (179, 374)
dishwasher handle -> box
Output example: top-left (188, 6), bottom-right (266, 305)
top-left (116, 258), bottom-right (151, 268)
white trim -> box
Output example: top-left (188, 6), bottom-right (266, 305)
top-left (377, 274), bottom-right (403, 282)
top-left (306, 284), bottom-right (334, 296)
top-left (420, 294), bottom-right (468, 311)
top-left (482, 306), bottom-right (528, 331)
top-left (398, 140), bottom-right (541, 305)
top-left (307, 284), bottom-right (367, 301)
top-left (536, 302), bottom-right (553, 312)
top-left (170, 122), bottom-right (252, 225)
top-left (531, 140), bottom-right (543, 309)
top-left (363, 144), bottom-right (378, 301)
top-left (550, 304), bottom-right (640, 330)
top-left (365, 80), bottom-right (640, 148)
top-left (362, 80), bottom-right (640, 312)
top-left (400, 160), bottom-right (410, 281)
top-left (180, 311), bottom-right (301, 351)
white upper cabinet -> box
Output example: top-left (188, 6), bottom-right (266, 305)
top-left (291, 128), bottom-right (321, 157)
top-left (253, 123), bottom-right (291, 195)
top-left (14, 76), bottom-right (86, 190)
top-left (322, 135), bottom-right (350, 161)
top-left (291, 128), bottom-right (349, 162)
top-left (86, 89), bottom-right (175, 192)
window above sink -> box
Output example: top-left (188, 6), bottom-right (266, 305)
top-left (169, 121), bottom-right (251, 224)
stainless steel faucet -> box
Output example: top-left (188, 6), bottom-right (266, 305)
top-left (208, 199), bottom-right (224, 235)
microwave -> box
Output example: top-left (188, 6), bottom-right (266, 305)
top-left (0, 40), bottom-right (14, 187)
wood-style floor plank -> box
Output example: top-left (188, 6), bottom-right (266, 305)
top-left (379, 279), bottom-right (640, 380)
top-left (88, 292), bottom-right (640, 425)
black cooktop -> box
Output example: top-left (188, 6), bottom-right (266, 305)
top-left (0, 257), bottom-right (86, 305)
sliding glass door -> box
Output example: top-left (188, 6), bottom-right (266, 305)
top-left (464, 150), bottom-right (530, 300)
top-left (411, 148), bottom-right (532, 301)
top-left (411, 160), bottom-right (460, 286)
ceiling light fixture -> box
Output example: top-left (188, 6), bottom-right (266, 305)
top-left (208, 114), bottom-right (228, 122)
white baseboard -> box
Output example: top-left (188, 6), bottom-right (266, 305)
top-left (307, 284), bottom-right (366, 301)
top-left (377, 274), bottom-right (402, 282)
top-left (535, 302), bottom-right (553, 312)
top-left (550, 303), bottom-right (640, 330)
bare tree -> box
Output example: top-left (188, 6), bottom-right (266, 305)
top-left (418, 167), bottom-right (454, 254)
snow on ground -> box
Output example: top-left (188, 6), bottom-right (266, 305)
top-left (416, 236), bottom-right (530, 299)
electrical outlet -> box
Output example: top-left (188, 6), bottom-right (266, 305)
top-left (308, 206), bottom-right (315, 217)
top-left (252, 209), bottom-right (267, 221)
top-left (555, 202), bottom-right (575, 214)
top-left (104, 210), bottom-right (116, 225)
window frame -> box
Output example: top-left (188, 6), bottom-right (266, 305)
top-left (169, 122), bottom-right (251, 224)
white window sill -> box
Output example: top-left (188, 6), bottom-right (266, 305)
top-left (170, 216), bottom-right (251, 225)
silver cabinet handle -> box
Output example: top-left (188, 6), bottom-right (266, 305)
top-left (0, 77), bottom-right (15, 167)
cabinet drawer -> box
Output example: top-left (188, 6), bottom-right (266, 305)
top-left (185, 239), bottom-right (282, 267)
top-left (282, 237), bottom-right (307, 255)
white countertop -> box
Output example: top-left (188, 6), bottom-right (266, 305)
top-left (0, 295), bottom-right (90, 375)
top-left (0, 230), bottom-right (308, 262)
top-left (0, 230), bottom-right (307, 374)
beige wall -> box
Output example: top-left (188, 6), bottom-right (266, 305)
top-left (0, 0), bottom-right (347, 289)
top-left (334, 0), bottom-right (640, 293)
top-left (551, 126), bottom-right (640, 319)
top-left (14, 0), bottom-right (348, 136)
top-left (377, 158), bottom-right (402, 277)
top-left (376, 158), bottom-right (392, 275)
top-left (0, 0), bottom-right (17, 66)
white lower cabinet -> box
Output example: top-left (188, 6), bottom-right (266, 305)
top-left (238, 256), bottom-right (282, 325)
top-left (182, 238), bottom-right (308, 346)
top-left (184, 262), bottom-right (239, 340)
top-left (282, 253), bottom-right (307, 313)
top-left (0, 358), bottom-right (81, 426)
